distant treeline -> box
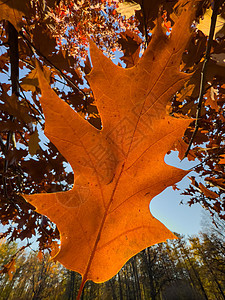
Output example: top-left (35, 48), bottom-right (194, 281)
top-left (0, 221), bottom-right (225, 300)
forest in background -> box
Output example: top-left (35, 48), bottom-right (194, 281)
top-left (0, 215), bottom-right (225, 300)
top-left (0, 0), bottom-right (225, 252)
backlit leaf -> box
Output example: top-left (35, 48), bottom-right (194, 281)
top-left (116, 1), bottom-right (141, 19)
top-left (23, 0), bottom-right (198, 291)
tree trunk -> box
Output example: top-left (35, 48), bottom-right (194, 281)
top-left (131, 256), bottom-right (141, 299)
top-left (178, 240), bottom-right (209, 300)
top-left (118, 271), bottom-right (123, 300)
top-left (146, 247), bottom-right (157, 300)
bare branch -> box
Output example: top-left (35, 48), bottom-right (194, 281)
top-left (3, 22), bottom-right (19, 198)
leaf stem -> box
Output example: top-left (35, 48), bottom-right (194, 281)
top-left (75, 162), bottom-right (125, 299)
top-left (76, 276), bottom-right (87, 300)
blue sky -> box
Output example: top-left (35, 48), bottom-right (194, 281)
top-left (151, 178), bottom-right (205, 236)
top-left (151, 151), bottom-right (208, 236)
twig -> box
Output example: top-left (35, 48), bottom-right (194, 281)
top-left (19, 31), bottom-right (87, 100)
top-left (9, 25), bottom-right (19, 96)
top-left (0, 69), bottom-right (10, 77)
top-left (17, 79), bottom-right (45, 122)
top-left (0, 23), bottom-right (24, 213)
top-left (141, 0), bottom-right (148, 49)
top-left (188, 146), bottom-right (225, 171)
top-left (184, 0), bottom-right (223, 158)
top-left (0, 136), bottom-right (6, 154)
top-left (0, 42), bottom-right (8, 46)
top-left (19, 57), bottom-right (70, 87)
top-left (18, 131), bottom-right (29, 146)
top-left (19, 57), bottom-right (34, 69)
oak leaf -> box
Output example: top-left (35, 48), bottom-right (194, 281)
top-left (205, 87), bottom-right (220, 112)
top-left (20, 67), bottom-right (51, 92)
top-left (0, 93), bottom-right (35, 124)
top-left (23, 0), bottom-right (197, 288)
top-left (171, 139), bottom-right (196, 161)
top-left (32, 24), bottom-right (57, 58)
top-left (118, 30), bottom-right (142, 68)
top-left (198, 182), bottom-right (218, 200)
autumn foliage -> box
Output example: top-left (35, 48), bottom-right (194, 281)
top-left (0, 0), bottom-right (225, 298)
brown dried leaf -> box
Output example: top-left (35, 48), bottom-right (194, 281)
top-left (0, 94), bottom-right (35, 124)
top-left (118, 30), bottom-right (142, 68)
top-left (20, 67), bottom-right (51, 92)
top-left (172, 138), bottom-right (196, 161)
top-left (198, 182), bottom-right (218, 199)
top-left (32, 24), bottom-right (57, 57)
top-left (28, 129), bottom-right (40, 156)
top-left (205, 87), bottom-right (220, 112)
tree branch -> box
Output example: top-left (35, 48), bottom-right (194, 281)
top-left (19, 58), bottom-right (73, 95)
top-left (8, 23), bottom-right (19, 96)
top-left (141, 0), bottom-right (148, 49)
top-left (184, 0), bottom-right (223, 159)
top-left (17, 78), bottom-right (45, 122)
top-left (3, 22), bottom-right (19, 198)
top-left (0, 136), bottom-right (6, 154)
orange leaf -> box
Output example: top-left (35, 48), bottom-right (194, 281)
top-left (23, 0), bottom-right (197, 288)
top-left (37, 250), bottom-right (43, 262)
top-left (219, 154), bottom-right (225, 164)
